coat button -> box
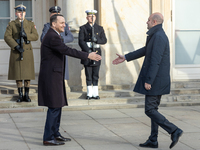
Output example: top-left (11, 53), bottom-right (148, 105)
top-left (89, 39), bottom-right (91, 41)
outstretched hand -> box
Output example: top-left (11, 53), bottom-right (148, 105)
top-left (112, 54), bottom-right (125, 65)
top-left (88, 52), bottom-right (102, 61)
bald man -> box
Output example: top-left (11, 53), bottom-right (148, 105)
top-left (112, 13), bottom-right (183, 149)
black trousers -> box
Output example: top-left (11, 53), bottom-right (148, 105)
top-left (145, 95), bottom-right (178, 142)
top-left (84, 65), bottom-right (100, 86)
top-left (43, 107), bottom-right (62, 141)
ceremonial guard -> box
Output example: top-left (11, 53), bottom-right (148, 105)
top-left (78, 10), bottom-right (107, 99)
top-left (40, 6), bottom-right (74, 80)
top-left (4, 4), bottom-right (39, 102)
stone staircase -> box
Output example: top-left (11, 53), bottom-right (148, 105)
top-left (0, 81), bottom-right (200, 113)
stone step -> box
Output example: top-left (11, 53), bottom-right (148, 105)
top-left (0, 88), bottom-right (37, 94)
top-left (69, 84), bottom-right (132, 92)
top-left (0, 84), bottom-right (131, 94)
top-left (0, 101), bottom-right (200, 114)
top-left (170, 88), bottom-right (200, 95)
top-left (67, 90), bottom-right (141, 99)
top-left (171, 81), bottom-right (200, 88)
top-left (1, 82), bottom-right (200, 95)
top-left (0, 93), bottom-right (37, 102)
top-left (1, 87), bottom-right (200, 102)
top-left (0, 94), bottom-right (200, 109)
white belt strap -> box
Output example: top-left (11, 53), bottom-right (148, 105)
top-left (86, 42), bottom-right (100, 48)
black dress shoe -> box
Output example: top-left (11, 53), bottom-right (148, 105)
top-left (92, 96), bottom-right (100, 99)
top-left (55, 135), bottom-right (71, 142)
top-left (43, 139), bottom-right (65, 146)
top-left (139, 139), bottom-right (158, 148)
top-left (86, 96), bottom-right (92, 100)
top-left (170, 128), bottom-right (183, 149)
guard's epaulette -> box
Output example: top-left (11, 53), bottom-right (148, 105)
top-left (27, 20), bottom-right (34, 24)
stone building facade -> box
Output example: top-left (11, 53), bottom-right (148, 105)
top-left (0, 0), bottom-right (199, 88)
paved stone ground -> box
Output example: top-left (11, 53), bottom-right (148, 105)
top-left (0, 105), bottom-right (200, 150)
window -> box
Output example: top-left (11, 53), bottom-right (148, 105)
top-left (175, 0), bottom-right (200, 65)
top-left (0, 0), bottom-right (32, 39)
top-left (0, 0), bottom-right (10, 39)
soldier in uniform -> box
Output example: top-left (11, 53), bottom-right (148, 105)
top-left (40, 6), bottom-right (74, 80)
top-left (4, 4), bottom-right (39, 102)
top-left (78, 10), bottom-right (107, 100)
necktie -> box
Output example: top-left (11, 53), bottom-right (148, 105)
top-left (60, 35), bottom-right (64, 42)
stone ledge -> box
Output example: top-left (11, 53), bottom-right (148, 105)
top-left (0, 101), bottom-right (200, 114)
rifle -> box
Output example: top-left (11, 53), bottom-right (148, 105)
top-left (19, 4), bottom-right (24, 61)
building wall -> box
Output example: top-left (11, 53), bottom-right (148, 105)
top-left (1, 0), bottom-right (176, 87)
top-left (63, 0), bottom-right (151, 87)
top-left (100, 0), bottom-right (149, 85)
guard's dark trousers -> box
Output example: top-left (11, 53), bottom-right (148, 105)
top-left (84, 65), bottom-right (100, 86)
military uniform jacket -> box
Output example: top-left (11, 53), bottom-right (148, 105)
top-left (125, 24), bottom-right (170, 96)
top-left (78, 22), bottom-right (107, 66)
top-left (38, 28), bottom-right (88, 108)
top-left (4, 19), bottom-right (39, 80)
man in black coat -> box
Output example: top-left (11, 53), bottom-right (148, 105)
top-left (38, 14), bottom-right (101, 146)
top-left (112, 13), bottom-right (183, 149)
top-left (78, 10), bottom-right (107, 100)
top-left (40, 6), bottom-right (74, 80)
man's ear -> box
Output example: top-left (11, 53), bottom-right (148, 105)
top-left (52, 22), bottom-right (56, 27)
top-left (153, 20), bottom-right (157, 25)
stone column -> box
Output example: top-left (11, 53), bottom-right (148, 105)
top-left (151, 0), bottom-right (171, 36)
top-left (62, 0), bottom-right (94, 31)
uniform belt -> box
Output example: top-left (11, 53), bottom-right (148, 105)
top-left (86, 42), bottom-right (100, 48)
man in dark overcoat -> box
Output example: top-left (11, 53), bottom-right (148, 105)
top-left (4, 4), bottom-right (39, 102)
top-left (40, 6), bottom-right (74, 80)
top-left (112, 13), bottom-right (183, 149)
top-left (79, 10), bottom-right (107, 100)
top-left (38, 14), bottom-right (101, 146)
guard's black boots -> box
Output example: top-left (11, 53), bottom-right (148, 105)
top-left (16, 87), bottom-right (23, 102)
top-left (23, 87), bottom-right (31, 102)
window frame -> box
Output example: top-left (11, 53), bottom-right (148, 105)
top-left (0, 0), bottom-right (34, 42)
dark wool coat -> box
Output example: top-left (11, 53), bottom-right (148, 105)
top-left (38, 28), bottom-right (88, 108)
top-left (40, 23), bottom-right (74, 80)
top-left (125, 24), bottom-right (170, 95)
top-left (78, 23), bottom-right (107, 66)
top-left (4, 19), bottom-right (39, 80)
